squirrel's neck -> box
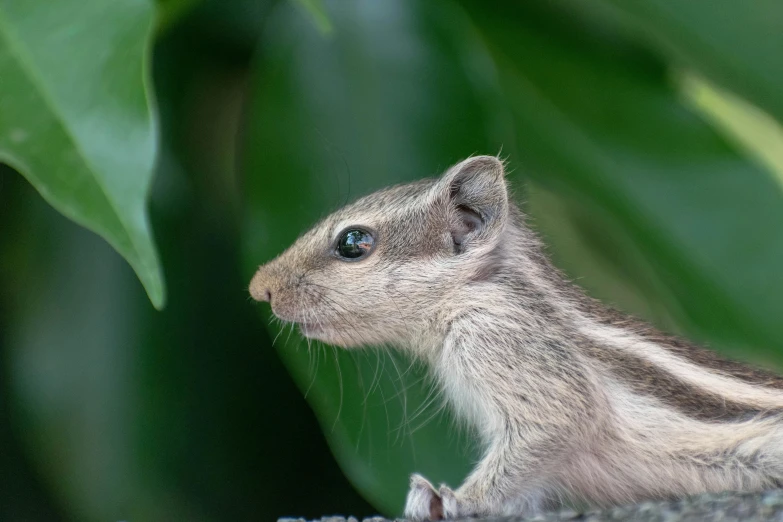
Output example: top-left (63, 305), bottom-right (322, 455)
top-left (452, 215), bottom-right (581, 328)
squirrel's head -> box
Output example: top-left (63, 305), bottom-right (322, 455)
top-left (249, 155), bottom-right (511, 348)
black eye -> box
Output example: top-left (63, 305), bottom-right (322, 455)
top-left (336, 228), bottom-right (375, 260)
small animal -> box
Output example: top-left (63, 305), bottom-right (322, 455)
top-left (249, 156), bottom-right (783, 520)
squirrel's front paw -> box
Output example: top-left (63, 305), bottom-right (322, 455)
top-left (404, 474), bottom-right (443, 521)
top-left (437, 484), bottom-right (461, 519)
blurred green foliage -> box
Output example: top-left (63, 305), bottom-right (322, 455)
top-left (1, 0), bottom-right (783, 520)
top-left (0, 0), bottom-right (164, 307)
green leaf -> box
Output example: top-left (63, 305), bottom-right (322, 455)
top-left (0, 0), bottom-right (165, 309)
top-left (291, 0), bottom-right (333, 35)
top-left (679, 71), bottom-right (783, 188)
top-left (155, 0), bottom-right (203, 32)
top-left (597, 0), bottom-right (783, 125)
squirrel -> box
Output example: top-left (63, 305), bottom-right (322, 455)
top-left (249, 156), bottom-right (783, 520)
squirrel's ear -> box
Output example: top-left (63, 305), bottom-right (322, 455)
top-left (435, 156), bottom-right (509, 253)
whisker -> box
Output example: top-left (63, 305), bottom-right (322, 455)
top-left (409, 395), bottom-right (448, 435)
top-left (385, 350), bottom-right (414, 447)
top-left (304, 341), bottom-right (320, 399)
top-left (367, 345), bottom-right (385, 401)
top-left (272, 322), bottom-right (286, 346)
top-left (350, 350), bottom-right (369, 454)
top-left (331, 346), bottom-right (344, 432)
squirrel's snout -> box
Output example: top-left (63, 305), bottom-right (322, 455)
top-left (249, 265), bottom-right (273, 303)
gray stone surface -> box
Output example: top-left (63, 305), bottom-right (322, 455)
top-left (280, 490), bottom-right (783, 522)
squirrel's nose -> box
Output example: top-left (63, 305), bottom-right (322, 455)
top-left (249, 266), bottom-right (273, 302)
top-left (256, 288), bottom-right (272, 302)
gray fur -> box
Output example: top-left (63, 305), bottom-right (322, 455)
top-left (249, 156), bottom-right (783, 520)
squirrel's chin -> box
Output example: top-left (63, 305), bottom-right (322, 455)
top-left (299, 326), bottom-right (364, 349)
top-left (298, 323), bottom-right (337, 343)
top-left (297, 322), bottom-right (324, 337)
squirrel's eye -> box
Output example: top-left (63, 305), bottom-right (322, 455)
top-left (336, 228), bottom-right (374, 260)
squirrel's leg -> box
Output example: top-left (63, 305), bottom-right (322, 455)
top-left (444, 436), bottom-right (553, 518)
top-left (404, 435), bottom-right (556, 520)
top-left (403, 474), bottom-right (443, 520)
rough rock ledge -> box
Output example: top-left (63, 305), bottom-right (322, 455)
top-left (279, 489), bottom-right (783, 522)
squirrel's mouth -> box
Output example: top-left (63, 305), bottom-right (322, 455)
top-left (271, 311), bottom-right (328, 338)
